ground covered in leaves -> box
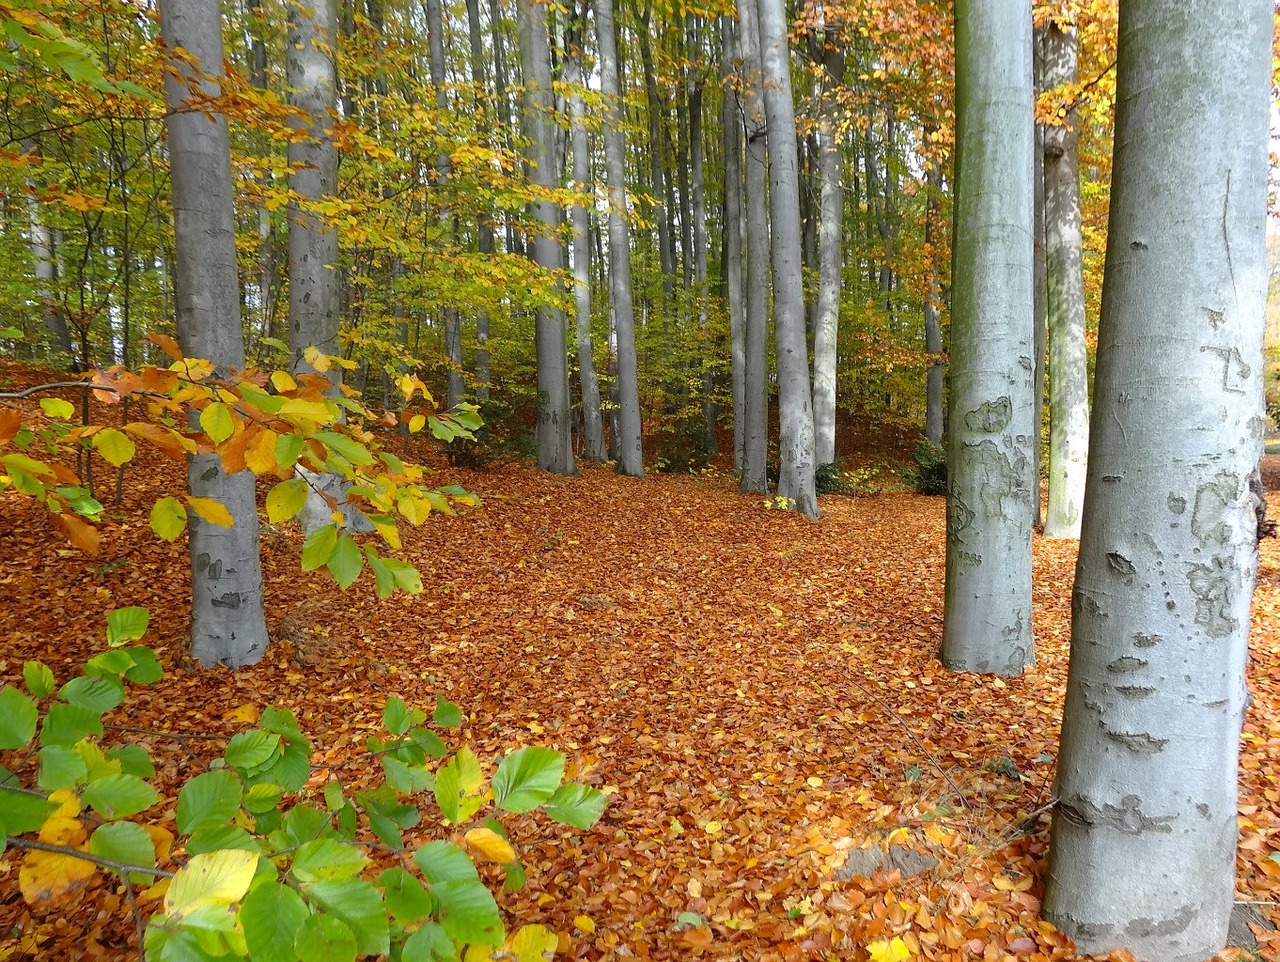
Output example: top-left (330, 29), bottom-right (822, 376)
top-left (1, 390), bottom-right (1278, 961)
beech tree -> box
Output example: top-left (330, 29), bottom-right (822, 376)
top-left (159, 0), bottom-right (270, 668)
top-left (939, 0), bottom-right (1035, 675)
top-left (1044, 1), bottom-right (1272, 958)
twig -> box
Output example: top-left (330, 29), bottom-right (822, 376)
top-left (122, 871), bottom-right (146, 962)
top-left (6, 836), bottom-right (175, 878)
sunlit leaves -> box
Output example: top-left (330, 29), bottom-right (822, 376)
top-left (492, 747), bottom-right (564, 814)
top-left (0, 685), bottom-right (38, 749)
top-left (149, 497), bottom-right (187, 541)
top-left (266, 478), bottom-right (309, 522)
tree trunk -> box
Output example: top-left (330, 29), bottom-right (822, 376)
top-left (940, 0), bottom-right (1035, 676)
top-left (247, 0), bottom-right (277, 345)
top-left (159, 0), bottom-right (270, 669)
top-left (754, 0), bottom-right (818, 519)
top-left (812, 34), bottom-right (845, 466)
top-left (721, 15), bottom-right (746, 472)
top-left (464, 0), bottom-right (492, 397)
top-left (516, 0), bottom-right (575, 474)
top-left (688, 32), bottom-right (716, 458)
top-left (24, 179), bottom-right (75, 368)
top-left (1041, 21), bottom-right (1090, 539)
top-left (736, 0), bottom-right (769, 496)
top-left (1031, 28), bottom-right (1047, 529)
top-left (1044, 3), bottom-right (1271, 958)
top-left (923, 151), bottom-right (945, 447)
top-left (638, 1), bottom-right (675, 308)
top-left (594, 0), bottom-right (644, 476)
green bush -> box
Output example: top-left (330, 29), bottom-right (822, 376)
top-left (652, 417), bottom-right (716, 474)
top-left (902, 439), bottom-right (948, 495)
top-left (446, 394), bottom-right (535, 468)
top-left (0, 609), bottom-right (605, 961)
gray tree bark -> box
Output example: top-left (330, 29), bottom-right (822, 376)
top-left (464, 0), bottom-right (492, 397)
top-left (754, 0), bottom-right (818, 519)
top-left (721, 16), bottom-right (746, 472)
top-left (160, 0), bottom-right (270, 668)
top-left (1041, 21), bottom-right (1090, 539)
top-left (593, 0), bottom-right (644, 476)
top-left (923, 154), bottom-right (945, 447)
top-left (24, 180), bottom-right (75, 368)
top-left (1031, 28), bottom-right (1048, 529)
top-left (811, 33), bottom-right (845, 466)
top-left (516, 0), bottom-right (575, 474)
top-left (736, 0), bottom-right (769, 496)
top-left (1044, 3), bottom-right (1272, 958)
top-left (940, 0), bottom-right (1035, 676)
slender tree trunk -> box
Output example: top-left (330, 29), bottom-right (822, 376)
top-left (940, 0), bottom-right (1035, 676)
top-left (812, 34), bottom-right (845, 466)
top-left (1044, 3), bottom-right (1271, 958)
top-left (465, 0), bottom-right (492, 397)
top-left (736, 0), bottom-right (769, 496)
top-left (754, 0), bottom-right (818, 518)
top-left (688, 38), bottom-right (716, 457)
top-left (1041, 21), bottom-right (1090, 539)
top-left (24, 180), bottom-right (75, 367)
top-left (722, 15), bottom-right (746, 471)
top-left (1031, 28), bottom-right (1047, 528)
top-left (247, 0), bottom-right (276, 345)
top-left (923, 153), bottom-right (945, 447)
top-left (159, 0), bottom-right (269, 668)
top-left (638, 1), bottom-right (675, 307)
top-left (517, 0), bottom-right (575, 474)
top-left (594, 0), bottom-right (643, 476)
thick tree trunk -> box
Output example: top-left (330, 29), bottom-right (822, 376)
top-left (688, 44), bottom-right (716, 458)
top-left (754, 0), bottom-right (818, 519)
top-left (1031, 29), bottom-right (1047, 529)
top-left (923, 154), bottom-right (945, 447)
top-left (812, 36), bottom-right (845, 467)
top-left (940, 0), bottom-right (1035, 676)
top-left (1044, 3), bottom-right (1271, 958)
top-left (593, 0), bottom-right (644, 476)
top-left (736, 0), bottom-right (769, 496)
top-left (160, 0), bottom-right (269, 669)
top-left (1041, 22), bottom-right (1089, 539)
top-left (516, 0), bottom-right (575, 475)
top-left (721, 16), bottom-right (746, 472)
top-left (247, 0), bottom-right (277, 345)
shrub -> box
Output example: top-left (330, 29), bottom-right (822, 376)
top-left (652, 417), bottom-right (716, 474)
top-left (446, 394), bottom-right (535, 468)
top-left (903, 438), bottom-right (948, 495)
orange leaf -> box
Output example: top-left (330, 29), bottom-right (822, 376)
top-left (0, 407), bottom-right (22, 444)
top-left (52, 513), bottom-right (101, 553)
top-left (147, 333), bottom-right (184, 360)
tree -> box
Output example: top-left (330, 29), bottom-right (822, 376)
top-left (752, 0), bottom-right (817, 518)
top-left (159, 0), bottom-right (270, 668)
top-left (1043, 1), bottom-right (1272, 957)
top-left (939, 0), bottom-right (1035, 675)
top-left (593, 0), bottom-right (644, 476)
top-left (1040, 18), bottom-right (1089, 539)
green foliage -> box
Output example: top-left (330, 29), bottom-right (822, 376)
top-left (651, 417), bottom-right (716, 474)
top-left (444, 394), bottom-right (536, 469)
top-left (902, 439), bottom-right (948, 495)
top-left (1, 611), bottom-right (607, 960)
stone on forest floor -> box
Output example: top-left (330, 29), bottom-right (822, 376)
top-left (835, 841), bottom-right (939, 882)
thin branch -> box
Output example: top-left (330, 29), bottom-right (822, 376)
top-left (6, 836), bottom-right (175, 879)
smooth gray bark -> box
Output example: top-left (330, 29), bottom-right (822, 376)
top-left (721, 16), bottom-right (746, 472)
top-left (160, 0), bottom-right (269, 668)
top-left (736, 0), bottom-right (769, 496)
top-left (1032, 28), bottom-right (1047, 529)
top-left (1041, 21), bottom-right (1090, 539)
top-left (1044, 3), bottom-right (1271, 958)
top-left (564, 44), bottom-right (605, 461)
top-left (923, 155), bottom-right (944, 447)
top-left (754, 0), bottom-right (817, 519)
top-left (24, 183), bottom-right (75, 367)
top-left (812, 36), bottom-right (845, 466)
top-left (940, 0), bottom-right (1035, 676)
top-left (464, 0), bottom-right (492, 396)
top-left (516, 0), bottom-right (575, 474)
top-left (593, 0), bottom-right (643, 476)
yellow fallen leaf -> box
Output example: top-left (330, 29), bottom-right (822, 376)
top-left (704, 821), bottom-right (723, 837)
top-left (687, 878), bottom-right (703, 898)
top-left (886, 827), bottom-right (910, 845)
top-left (573, 914), bottom-right (596, 934)
top-left (464, 827), bottom-right (516, 864)
top-left (223, 704), bottom-right (260, 724)
top-left (806, 776), bottom-right (823, 788)
top-left (867, 936), bottom-right (911, 962)
top-left (508, 924), bottom-right (558, 961)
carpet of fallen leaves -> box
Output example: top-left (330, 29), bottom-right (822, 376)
top-left (0, 373), bottom-right (1278, 962)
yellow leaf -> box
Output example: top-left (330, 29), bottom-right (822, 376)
top-left (184, 496), bottom-right (234, 527)
top-left (40, 815), bottom-right (86, 847)
top-left (806, 776), bottom-right (823, 788)
top-left (145, 824), bottom-right (175, 863)
top-left (408, 414), bottom-right (426, 434)
top-left (277, 398), bottom-right (333, 422)
top-left (302, 345), bottom-right (332, 373)
top-left (464, 827), bottom-right (516, 864)
top-left (165, 850), bottom-right (259, 918)
top-left (244, 428), bottom-right (279, 475)
top-left (140, 877), bottom-right (170, 903)
top-left (704, 821), bottom-right (723, 837)
top-left (508, 924), bottom-right (558, 961)
top-left (223, 704), bottom-right (260, 724)
top-left (19, 845), bottom-right (96, 906)
top-left (573, 914), bottom-right (595, 934)
top-left (46, 789), bottom-right (81, 820)
top-left (867, 937), bottom-right (911, 962)
top-left (885, 827), bottom-right (909, 846)
top-left (270, 371), bottom-right (298, 393)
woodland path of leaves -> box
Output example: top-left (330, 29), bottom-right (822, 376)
top-left (1, 432), bottom-right (1278, 961)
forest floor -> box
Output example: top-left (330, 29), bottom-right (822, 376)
top-left (0, 375), bottom-right (1278, 961)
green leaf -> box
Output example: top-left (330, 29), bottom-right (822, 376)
top-left (0, 685), bottom-right (37, 749)
top-left (543, 783), bottom-right (607, 829)
top-left (295, 913), bottom-right (356, 962)
top-left (385, 556), bottom-right (423, 594)
top-left (383, 757), bottom-right (434, 794)
top-left (300, 524), bottom-right (339, 571)
top-left (225, 730), bottom-right (282, 771)
top-left (0, 787), bottom-right (50, 834)
top-left (282, 804), bottom-right (326, 847)
top-left (150, 497), bottom-right (188, 541)
top-left (107, 744), bottom-right (155, 779)
top-left (199, 403), bottom-right (235, 444)
top-left (106, 607), bottom-right (149, 646)
top-left (241, 881), bottom-right (310, 962)
top-left (303, 879), bottom-right (389, 956)
top-left (89, 822), bottom-right (155, 882)
top-left (365, 549), bottom-right (395, 599)
top-left (492, 747), bottom-right (564, 814)
top-left (376, 867), bottom-right (435, 925)
top-left (242, 783), bottom-right (286, 814)
top-left (121, 646), bottom-right (163, 684)
top-left (256, 738), bottom-right (310, 792)
top-left (40, 702), bottom-right (101, 746)
top-left (38, 744), bottom-right (88, 790)
top-left (185, 825), bottom-right (261, 856)
top-left (383, 696), bottom-right (421, 737)
top-left (327, 533), bottom-right (363, 589)
top-left (313, 430), bottom-right (374, 466)
top-left (676, 911), bottom-right (703, 929)
top-left (40, 397), bottom-right (75, 420)
top-left (82, 772), bottom-right (159, 817)
top-left (22, 661), bottom-right (54, 699)
top-left (401, 922), bottom-right (459, 962)
top-left (260, 706), bottom-right (305, 741)
top-left (58, 675), bottom-right (124, 713)
top-left (266, 478), bottom-right (309, 523)
top-left (409, 727), bottom-right (447, 759)
top-left (274, 432), bottom-right (306, 470)
top-left (290, 838), bottom-right (368, 883)
top-left (502, 860), bottom-right (528, 895)
top-left (93, 428), bottom-right (136, 467)
top-left (413, 840), bottom-right (478, 884)
top-left (432, 878), bottom-right (503, 946)
top-left (165, 850), bottom-right (259, 918)
top-left (432, 696), bottom-right (462, 728)
top-left (177, 770), bottom-right (244, 834)
top-left (433, 748), bottom-right (484, 824)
